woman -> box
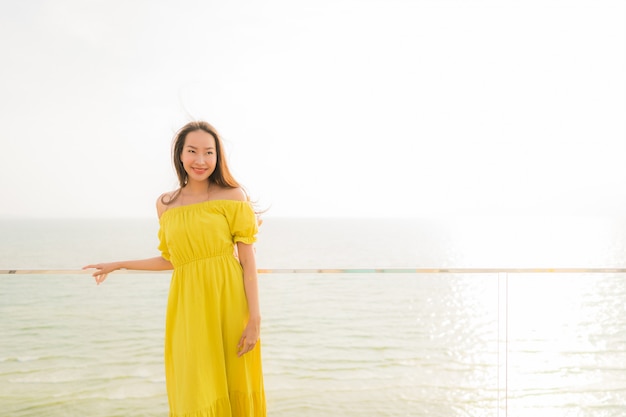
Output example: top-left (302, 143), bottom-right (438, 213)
top-left (84, 121), bottom-right (266, 417)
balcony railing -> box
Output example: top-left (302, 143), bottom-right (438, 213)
top-left (3, 267), bottom-right (626, 274)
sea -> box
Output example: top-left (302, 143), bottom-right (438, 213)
top-left (1, 216), bottom-right (625, 417)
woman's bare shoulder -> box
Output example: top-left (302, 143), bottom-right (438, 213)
top-left (213, 186), bottom-right (247, 202)
top-left (156, 190), bottom-right (180, 218)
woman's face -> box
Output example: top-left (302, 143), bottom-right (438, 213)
top-left (180, 129), bottom-right (218, 184)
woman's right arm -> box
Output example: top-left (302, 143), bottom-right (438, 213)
top-left (83, 256), bottom-right (173, 285)
top-left (84, 194), bottom-right (174, 285)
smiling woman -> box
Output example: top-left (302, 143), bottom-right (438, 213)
top-left (83, 121), bottom-right (267, 417)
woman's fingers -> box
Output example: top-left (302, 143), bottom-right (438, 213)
top-left (237, 335), bottom-right (257, 357)
top-left (83, 264), bottom-right (102, 273)
top-left (83, 264), bottom-right (109, 285)
top-left (95, 273), bottom-right (108, 285)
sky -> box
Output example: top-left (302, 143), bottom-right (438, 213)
top-left (0, 0), bottom-right (624, 219)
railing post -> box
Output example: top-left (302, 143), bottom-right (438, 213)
top-left (497, 272), bottom-right (508, 416)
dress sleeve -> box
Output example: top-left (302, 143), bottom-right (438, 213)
top-left (229, 201), bottom-right (258, 245)
top-left (157, 224), bottom-right (171, 261)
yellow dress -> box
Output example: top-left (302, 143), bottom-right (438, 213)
top-left (157, 200), bottom-right (266, 417)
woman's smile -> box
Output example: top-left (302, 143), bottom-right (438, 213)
top-left (192, 167), bottom-right (208, 175)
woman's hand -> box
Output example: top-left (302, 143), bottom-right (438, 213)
top-left (237, 318), bottom-right (260, 357)
top-left (82, 263), bottom-right (119, 285)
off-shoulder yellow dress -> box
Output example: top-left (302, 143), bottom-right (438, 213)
top-left (158, 200), bottom-right (266, 417)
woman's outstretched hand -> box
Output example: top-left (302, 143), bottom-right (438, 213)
top-left (237, 319), bottom-right (260, 357)
top-left (82, 263), bottom-right (119, 285)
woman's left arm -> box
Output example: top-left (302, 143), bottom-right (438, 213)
top-left (236, 242), bottom-right (261, 357)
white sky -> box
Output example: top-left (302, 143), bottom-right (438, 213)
top-left (0, 0), bottom-right (624, 219)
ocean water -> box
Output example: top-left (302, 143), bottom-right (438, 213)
top-left (1, 216), bottom-right (626, 416)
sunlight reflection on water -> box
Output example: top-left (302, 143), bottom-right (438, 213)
top-left (506, 273), bottom-right (626, 416)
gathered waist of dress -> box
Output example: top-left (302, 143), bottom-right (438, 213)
top-left (173, 252), bottom-right (238, 268)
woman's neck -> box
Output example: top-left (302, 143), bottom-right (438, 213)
top-left (183, 180), bottom-right (210, 195)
